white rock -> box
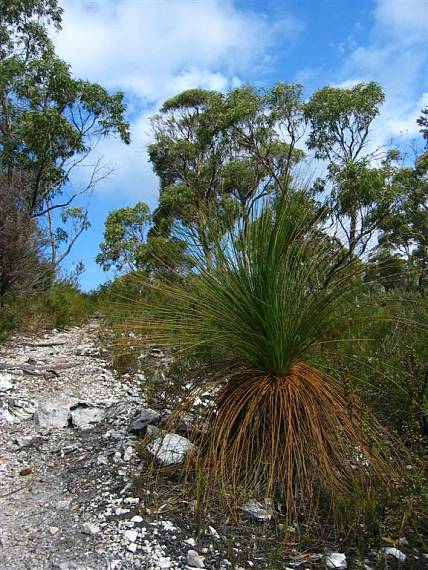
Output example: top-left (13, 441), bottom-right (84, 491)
top-left (127, 543), bottom-right (138, 553)
top-left (34, 399), bottom-right (72, 428)
top-left (155, 520), bottom-right (177, 532)
top-left (115, 508), bottom-right (130, 516)
top-left (49, 526), bottom-right (59, 535)
top-left (147, 433), bottom-right (195, 466)
top-left (57, 499), bottom-right (72, 510)
top-left (207, 525), bottom-right (220, 539)
top-left (326, 552), bottom-right (347, 569)
top-left (384, 547), bottom-right (406, 562)
top-left (187, 549), bottom-right (205, 568)
top-left (0, 374), bottom-right (13, 392)
top-left (124, 529), bottom-right (138, 542)
top-left (70, 405), bottom-right (104, 430)
top-left (123, 497), bottom-right (139, 505)
top-left (0, 401), bottom-right (14, 423)
top-left (241, 499), bottom-right (273, 521)
top-left (130, 515), bottom-right (143, 523)
top-left (81, 522), bottom-right (100, 535)
top-left (185, 538), bottom-right (197, 547)
top-left (8, 398), bottom-right (36, 421)
top-left (123, 446), bottom-right (134, 461)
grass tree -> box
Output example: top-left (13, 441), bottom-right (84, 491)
top-left (130, 188), bottom-right (401, 526)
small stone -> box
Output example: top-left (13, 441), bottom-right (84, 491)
top-left (97, 454), bottom-right (108, 465)
top-left (147, 433), bottom-right (195, 466)
top-left (130, 515), bottom-right (143, 523)
top-left (207, 526), bottom-right (220, 539)
top-left (123, 446), bottom-right (134, 461)
top-left (115, 508), bottom-right (130, 516)
top-left (127, 543), bottom-right (138, 553)
top-left (109, 430), bottom-right (125, 441)
top-left (49, 526), bottom-right (59, 535)
top-left (146, 424), bottom-right (159, 436)
top-left (326, 552), bottom-right (347, 569)
top-left (185, 538), bottom-right (197, 547)
top-left (123, 497), bottom-right (139, 505)
top-left (34, 399), bottom-right (72, 428)
top-left (124, 529), bottom-right (138, 542)
top-left (187, 550), bottom-right (205, 568)
top-left (384, 547), bottom-right (406, 562)
top-left (70, 404), bottom-right (104, 430)
top-left (57, 499), bottom-right (72, 510)
top-left (127, 408), bottom-right (162, 435)
top-left (81, 522), bottom-right (100, 535)
top-left (241, 499), bottom-right (273, 521)
top-left (19, 466), bottom-right (33, 476)
top-left (15, 435), bottom-right (42, 448)
top-left (0, 374), bottom-right (13, 392)
top-left (9, 398), bottom-right (36, 421)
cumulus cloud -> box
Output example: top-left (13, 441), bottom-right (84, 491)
top-left (337, 0), bottom-right (428, 150)
top-left (52, 0), bottom-right (301, 202)
top-left (55, 0), bottom-right (286, 104)
top-left (374, 0), bottom-right (428, 39)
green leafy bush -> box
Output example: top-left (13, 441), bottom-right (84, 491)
top-left (0, 281), bottom-right (96, 341)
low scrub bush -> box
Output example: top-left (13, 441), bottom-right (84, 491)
top-left (0, 281), bottom-right (96, 341)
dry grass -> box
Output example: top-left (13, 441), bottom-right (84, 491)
top-left (179, 362), bottom-right (398, 524)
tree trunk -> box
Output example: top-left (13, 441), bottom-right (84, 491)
top-left (46, 199), bottom-right (57, 266)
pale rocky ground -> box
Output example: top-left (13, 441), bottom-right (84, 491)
top-left (0, 321), bottom-right (420, 569)
top-left (0, 321), bottom-right (202, 570)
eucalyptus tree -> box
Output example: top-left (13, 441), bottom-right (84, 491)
top-left (97, 202), bottom-right (190, 278)
top-left (148, 84), bottom-right (306, 264)
top-left (305, 82), bottom-right (402, 267)
top-left (377, 125), bottom-right (428, 293)
top-left (97, 202), bottom-right (152, 273)
top-left (0, 0), bottom-right (130, 269)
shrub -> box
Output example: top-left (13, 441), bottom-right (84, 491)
top-left (0, 281), bottom-right (96, 341)
top-left (129, 190), bottom-right (405, 527)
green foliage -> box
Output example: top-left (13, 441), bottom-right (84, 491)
top-left (305, 82), bottom-right (405, 264)
top-left (0, 0), bottom-right (130, 273)
top-left (130, 189), bottom-right (407, 529)
top-left (417, 106), bottom-right (428, 146)
top-left (96, 202), bottom-right (190, 277)
top-left (336, 290), bottom-right (428, 440)
top-left (97, 203), bottom-right (151, 272)
top-left (378, 147), bottom-right (428, 292)
top-left (0, 281), bottom-right (96, 342)
top-left (0, 1), bottom-right (63, 60)
top-left (305, 82), bottom-right (385, 163)
top-left (149, 83), bottom-right (306, 263)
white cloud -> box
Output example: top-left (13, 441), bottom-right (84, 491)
top-left (53, 0), bottom-right (301, 202)
top-left (55, 0), bottom-right (282, 104)
top-left (336, 0), bottom-right (428, 152)
top-left (374, 0), bottom-right (428, 40)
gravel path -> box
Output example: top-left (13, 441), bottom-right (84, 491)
top-left (0, 321), bottom-right (190, 570)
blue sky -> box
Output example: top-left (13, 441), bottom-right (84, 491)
top-left (52, 0), bottom-right (428, 290)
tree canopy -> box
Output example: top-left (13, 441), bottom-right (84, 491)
top-left (0, 0), bottom-right (130, 286)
